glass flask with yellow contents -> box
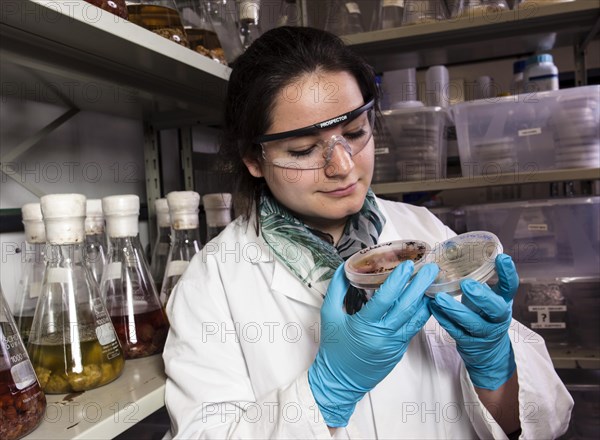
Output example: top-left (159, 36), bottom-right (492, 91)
top-left (126, 0), bottom-right (190, 47)
top-left (29, 194), bottom-right (124, 394)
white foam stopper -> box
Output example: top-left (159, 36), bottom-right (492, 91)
top-left (154, 198), bottom-right (171, 228)
top-left (102, 194), bottom-right (140, 238)
top-left (167, 191), bottom-right (200, 230)
top-left (22, 203), bottom-right (46, 244)
top-left (40, 194), bottom-right (86, 244)
top-left (202, 193), bottom-right (233, 227)
top-left (85, 199), bottom-right (105, 235)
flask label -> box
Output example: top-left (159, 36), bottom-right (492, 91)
top-left (11, 360), bottom-right (37, 390)
top-left (28, 281), bottom-right (42, 299)
top-left (47, 267), bottom-right (70, 284)
top-left (384, 0), bottom-right (404, 7)
top-left (374, 147), bottom-right (390, 155)
top-left (96, 322), bottom-right (117, 345)
top-left (104, 262), bottom-right (122, 281)
top-left (166, 260), bottom-right (189, 278)
top-left (518, 128), bottom-right (542, 137)
top-left (346, 2), bottom-right (361, 14)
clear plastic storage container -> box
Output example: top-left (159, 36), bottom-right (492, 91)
top-left (452, 85), bottom-right (599, 177)
top-left (381, 106), bottom-right (449, 181)
top-left (463, 196), bottom-right (600, 279)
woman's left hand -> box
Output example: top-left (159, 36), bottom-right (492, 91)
top-left (430, 254), bottom-right (519, 390)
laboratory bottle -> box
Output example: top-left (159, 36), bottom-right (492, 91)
top-left (175, 0), bottom-right (227, 64)
top-left (402, 0), bottom-right (448, 25)
top-left (325, 0), bottom-right (364, 35)
top-left (0, 285), bottom-right (47, 440)
top-left (523, 54), bottom-right (559, 93)
top-left (375, 0), bottom-right (405, 30)
top-left (13, 203), bottom-right (46, 346)
top-left (100, 195), bottom-right (169, 359)
top-left (84, 199), bottom-right (107, 286)
top-left (126, 0), bottom-right (189, 47)
top-left (149, 198), bottom-right (171, 294)
top-left (236, 0), bottom-right (262, 50)
top-left (202, 193), bottom-right (233, 242)
top-left (277, 0), bottom-right (305, 27)
top-left (84, 0), bottom-right (129, 18)
top-left (29, 194), bottom-right (124, 394)
top-left (511, 59), bottom-right (527, 95)
top-left (206, 0), bottom-right (244, 64)
top-left (160, 191), bottom-right (202, 306)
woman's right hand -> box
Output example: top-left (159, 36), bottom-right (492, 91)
top-left (308, 261), bottom-right (439, 428)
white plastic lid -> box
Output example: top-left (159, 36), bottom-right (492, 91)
top-left (21, 203), bottom-right (46, 243)
top-left (102, 195), bottom-right (140, 238)
top-left (203, 193), bottom-right (233, 227)
top-left (344, 240), bottom-right (431, 290)
top-left (40, 194), bottom-right (86, 244)
top-left (425, 231), bottom-right (503, 296)
top-left (167, 191), bottom-right (200, 230)
top-left (154, 198), bottom-right (170, 228)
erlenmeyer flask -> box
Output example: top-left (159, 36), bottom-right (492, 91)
top-left (13, 203), bottom-right (46, 346)
top-left (202, 193), bottom-right (232, 242)
top-left (29, 194), bottom-right (124, 394)
top-left (324, 0), bottom-right (364, 36)
top-left (1, 285), bottom-right (47, 440)
top-left (206, 0), bottom-right (244, 63)
top-left (84, 0), bottom-right (129, 18)
top-left (149, 198), bottom-right (171, 294)
top-left (100, 195), bottom-right (169, 359)
top-left (236, 0), bottom-right (262, 50)
top-left (277, 0), bottom-right (305, 27)
top-left (160, 191), bottom-right (202, 306)
top-left (84, 199), bottom-right (108, 286)
top-left (126, 1), bottom-right (190, 47)
top-left (175, 0), bottom-right (228, 64)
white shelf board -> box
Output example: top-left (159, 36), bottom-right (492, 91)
top-left (0, 0), bottom-right (231, 126)
top-left (22, 355), bottom-right (166, 440)
top-left (371, 167), bottom-right (600, 195)
top-left (343, 1), bottom-right (600, 70)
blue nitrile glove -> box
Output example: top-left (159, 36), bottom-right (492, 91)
top-left (430, 254), bottom-right (519, 390)
top-left (308, 260), bottom-right (439, 427)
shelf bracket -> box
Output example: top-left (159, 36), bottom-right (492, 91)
top-left (179, 127), bottom-right (194, 192)
top-left (144, 123), bottom-right (162, 247)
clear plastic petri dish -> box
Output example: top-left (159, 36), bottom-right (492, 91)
top-left (344, 240), bottom-right (431, 290)
top-left (425, 231), bottom-right (503, 297)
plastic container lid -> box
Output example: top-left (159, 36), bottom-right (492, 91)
top-left (425, 231), bottom-right (503, 296)
top-left (202, 193), bottom-right (233, 210)
top-left (344, 240), bottom-right (431, 290)
top-left (513, 59), bottom-right (527, 74)
top-left (526, 54), bottom-right (553, 66)
top-left (40, 194), bottom-right (86, 244)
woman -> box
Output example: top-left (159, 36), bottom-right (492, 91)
top-left (163, 26), bottom-right (572, 439)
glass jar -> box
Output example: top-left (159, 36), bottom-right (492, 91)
top-left (84, 0), bottom-right (129, 18)
top-left (126, 1), bottom-right (190, 47)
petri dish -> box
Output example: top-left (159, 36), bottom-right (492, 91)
top-left (425, 231), bottom-right (503, 296)
top-left (344, 240), bottom-right (431, 290)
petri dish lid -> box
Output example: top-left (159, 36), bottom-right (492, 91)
top-left (344, 240), bottom-right (431, 290)
top-left (425, 231), bottom-right (503, 296)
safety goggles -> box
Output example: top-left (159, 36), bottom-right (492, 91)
top-left (255, 99), bottom-right (375, 170)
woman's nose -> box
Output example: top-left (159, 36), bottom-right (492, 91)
top-left (324, 139), bottom-right (354, 177)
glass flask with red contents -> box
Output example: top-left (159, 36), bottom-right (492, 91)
top-left (100, 195), bottom-right (169, 359)
top-left (28, 194), bottom-right (124, 395)
top-left (13, 203), bottom-right (46, 346)
top-left (160, 191), bottom-right (202, 306)
top-left (84, 0), bottom-right (129, 18)
top-left (149, 198), bottom-right (171, 295)
top-left (1, 285), bottom-right (47, 440)
top-left (84, 199), bottom-right (108, 285)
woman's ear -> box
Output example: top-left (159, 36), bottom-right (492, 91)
top-left (242, 156), bottom-right (264, 178)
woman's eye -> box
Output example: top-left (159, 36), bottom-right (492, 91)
top-left (344, 129), bottom-right (367, 141)
top-left (288, 145), bottom-right (318, 158)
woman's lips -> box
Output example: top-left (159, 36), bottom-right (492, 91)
top-left (322, 182), bottom-right (358, 197)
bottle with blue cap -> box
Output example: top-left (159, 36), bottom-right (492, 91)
top-left (524, 53), bottom-right (559, 93)
top-left (511, 59), bottom-right (527, 95)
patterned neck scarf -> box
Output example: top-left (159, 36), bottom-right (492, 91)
top-left (259, 189), bottom-right (386, 309)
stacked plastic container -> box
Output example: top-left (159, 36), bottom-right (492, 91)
top-left (452, 85), bottom-right (600, 177)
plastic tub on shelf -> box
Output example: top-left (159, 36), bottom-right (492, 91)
top-left (379, 106), bottom-right (449, 182)
top-left (463, 196), bottom-right (600, 279)
top-left (451, 85), bottom-right (600, 177)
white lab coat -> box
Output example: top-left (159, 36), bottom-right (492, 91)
top-left (163, 198), bottom-right (573, 439)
